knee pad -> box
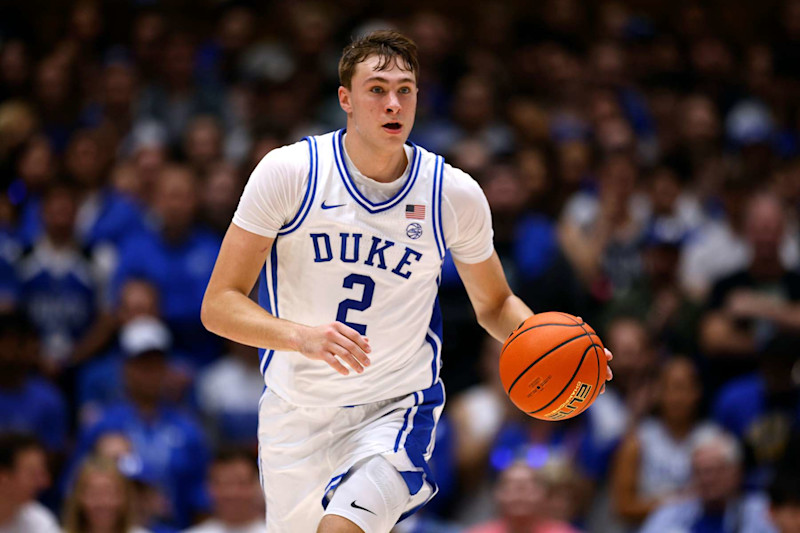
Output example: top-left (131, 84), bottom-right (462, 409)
top-left (323, 456), bottom-right (410, 533)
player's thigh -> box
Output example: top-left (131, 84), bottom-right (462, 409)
top-left (257, 389), bottom-right (336, 531)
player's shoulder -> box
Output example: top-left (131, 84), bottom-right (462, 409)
top-left (438, 158), bottom-right (485, 203)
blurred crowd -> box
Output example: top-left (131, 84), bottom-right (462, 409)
top-left (1, 0), bottom-right (800, 532)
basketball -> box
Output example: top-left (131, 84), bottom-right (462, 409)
top-left (499, 312), bottom-right (607, 421)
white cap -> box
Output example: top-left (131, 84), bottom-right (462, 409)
top-left (120, 317), bottom-right (171, 357)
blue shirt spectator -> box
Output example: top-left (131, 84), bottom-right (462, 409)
top-left (72, 317), bottom-right (211, 529)
top-left (112, 225), bottom-right (221, 365)
top-left (639, 428), bottom-right (778, 533)
top-left (0, 378), bottom-right (67, 451)
top-left (17, 183), bottom-right (97, 364)
top-left (17, 188), bottom-right (146, 251)
top-left (713, 334), bottom-right (800, 489)
top-left (639, 493), bottom-right (776, 533)
top-left (75, 403), bottom-right (210, 529)
top-left (111, 166), bottom-right (222, 365)
top-left (0, 312), bottom-right (67, 451)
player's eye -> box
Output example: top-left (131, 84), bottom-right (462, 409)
top-left (398, 87), bottom-right (411, 94)
top-left (370, 86), bottom-right (384, 94)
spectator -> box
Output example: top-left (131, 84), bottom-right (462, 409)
top-left (639, 429), bottom-right (777, 533)
top-left (701, 192), bottom-right (800, 389)
top-left (601, 217), bottom-right (702, 356)
top-left (0, 433), bottom-right (60, 533)
top-left (80, 54), bottom-right (139, 149)
top-left (466, 460), bottom-right (580, 533)
top-left (0, 40), bottom-right (32, 102)
top-left (74, 317), bottom-right (210, 529)
top-left (680, 177), bottom-right (799, 301)
top-left (124, 121), bottom-right (169, 206)
top-left (610, 357), bottom-right (717, 528)
top-left (558, 152), bottom-right (648, 300)
top-left (195, 340), bottom-right (262, 448)
top-left (17, 181), bottom-right (97, 367)
top-left (183, 116), bottom-right (224, 178)
top-left (136, 32), bottom-right (223, 148)
top-left (33, 56), bottom-right (79, 153)
top-left (538, 456), bottom-right (589, 527)
top-left (712, 334), bottom-right (800, 489)
top-left (200, 162), bottom-right (243, 239)
top-left (115, 446), bottom-right (176, 533)
top-left (768, 467), bottom-right (800, 533)
top-left (63, 456), bottom-right (150, 533)
top-left (77, 278), bottom-right (163, 427)
top-left (584, 316), bottom-right (658, 480)
top-left (450, 337), bottom-right (512, 494)
top-left (182, 448), bottom-right (263, 533)
top-left (0, 311), bottom-right (67, 451)
top-left (11, 135), bottom-right (56, 239)
top-left (63, 129), bottom-right (147, 255)
top-left (112, 165), bottom-right (222, 365)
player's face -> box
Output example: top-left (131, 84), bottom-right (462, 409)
top-left (339, 55), bottom-right (417, 148)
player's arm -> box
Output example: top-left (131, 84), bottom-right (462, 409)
top-left (453, 253), bottom-right (533, 342)
top-left (201, 224), bottom-right (371, 376)
top-left (454, 249), bottom-right (615, 385)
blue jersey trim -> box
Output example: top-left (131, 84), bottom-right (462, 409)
top-left (431, 155), bottom-right (445, 259)
top-left (332, 129), bottom-right (421, 214)
top-left (257, 266), bottom-right (272, 376)
top-left (278, 136), bottom-right (318, 235)
top-left (435, 156), bottom-right (446, 253)
top-left (396, 381), bottom-right (444, 522)
top-left (259, 244), bottom-right (280, 376)
top-left (426, 296), bottom-right (443, 385)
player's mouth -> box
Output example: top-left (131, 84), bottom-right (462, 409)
top-left (382, 122), bottom-right (403, 134)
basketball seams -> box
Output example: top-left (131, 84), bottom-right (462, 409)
top-left (527, 342), bottom-right (601, 414)
top-left (501, 322), bottom-right (585, 359)
top-left (555, 312), bottom-right (582, 325)
top-left (506, 332), bottom-right (599, 394)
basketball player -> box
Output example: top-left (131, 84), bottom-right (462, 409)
top-left (201, 30), bottom-right (613, 533)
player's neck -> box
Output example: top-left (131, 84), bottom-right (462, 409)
top-left (343, 130), bottom-right (407, 183)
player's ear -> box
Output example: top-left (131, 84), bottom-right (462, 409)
top-left (338, 86), bottom-right (352, 114)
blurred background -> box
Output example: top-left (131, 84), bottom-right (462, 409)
top-left (1, 0), bottom-right (800, 532)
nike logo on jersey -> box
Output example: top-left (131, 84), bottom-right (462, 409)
top-left (350, 501), bottom-right (376, 515)
top-left (321, 201), bottom-right (346, 210)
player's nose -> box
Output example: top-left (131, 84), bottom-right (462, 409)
top-left (385, 92), bottom-right (401, 114)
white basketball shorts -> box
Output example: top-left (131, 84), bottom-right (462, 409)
top-left (256, 380), bottom-right (445, 532)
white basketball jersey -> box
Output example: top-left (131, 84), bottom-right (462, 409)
top-left (258, 130), bottom-right (448, 407)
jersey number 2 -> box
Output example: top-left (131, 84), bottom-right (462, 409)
top-left (336, 274), bottom-right (374, 335)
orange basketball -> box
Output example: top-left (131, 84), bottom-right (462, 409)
top-left (499, 312), bottom-right (607, 421)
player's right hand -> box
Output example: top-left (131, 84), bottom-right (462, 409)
top-left (296, 322), bottom-right (371, 375)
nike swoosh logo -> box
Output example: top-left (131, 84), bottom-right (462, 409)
top-left (321, 201), bottom-right (346, 210)
top-left (350, 501), bottom-right (376, 515)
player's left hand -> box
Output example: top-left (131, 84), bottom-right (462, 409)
top-left (600, 347), bottom-right (613, 394)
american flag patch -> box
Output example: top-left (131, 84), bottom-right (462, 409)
top-left (405, 204), bottom-right (426, 220)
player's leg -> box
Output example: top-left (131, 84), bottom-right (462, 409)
top-left (257, 388), bottom-right (337, 532)
top-left (318, 455), bottom-right (410, 533)
top-left (317, 515), bottom-right (362, 533)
